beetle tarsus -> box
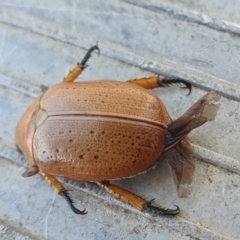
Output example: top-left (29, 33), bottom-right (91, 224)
top-left (159, 77), bottom-right (192, 95)
top-left (60, 190), bottom-right (88, 215)
top-left (80, 43), bottom-right (100, 67)
top-left (144, 199), bottom-right (180, 216)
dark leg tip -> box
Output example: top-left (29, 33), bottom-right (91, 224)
top-left (144, 199), bottom-right (180, 216)
top-left (72, 207), bottom-right (88, 215)
top-left (60, 190), bottom-right (87, 215)
top-left (160, 77), bottom-right (192, 95)
top-left (79, 209), bottom-right (88, 215)
top-left (80, 43), bottom-right (100, 67)
top-left (181, 84), bottom-right (192, 95)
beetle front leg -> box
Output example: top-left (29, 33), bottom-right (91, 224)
top-left (127, 75), bottom-right (192, 95)
top-left (96, 181), bottom-right (179, 216)
top-left (62, 44), bottom-right (100, 83)
top-left (40, 170), bottom-right (87, 215)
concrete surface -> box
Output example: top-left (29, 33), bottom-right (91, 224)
top-left (0, 1), bottom-right (240, 240)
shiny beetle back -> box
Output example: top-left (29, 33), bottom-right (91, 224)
top-left (33, 81), bottom-right (171, 180)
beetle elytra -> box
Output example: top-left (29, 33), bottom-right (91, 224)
top-left (16, 45), bottom-right (220, 216)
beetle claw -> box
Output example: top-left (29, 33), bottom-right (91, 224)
top-left (60, 190), bottom-right (88, 215)
top-left (144, 200), bottom-right (180, 216)
top-left (159, 77), bottom-right (192, 95)
top-left (72, 208), bottom-right (88, 215)
top-left (181, 86), bottom-right (192, 95)
top-left (80, 209), bottom-right (88, 215)
top-left (80, 44), bottom-right (100, 67)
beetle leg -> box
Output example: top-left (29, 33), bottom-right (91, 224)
top-left (96, 181), bottom-right (179, 216)
top-left (22, 165), bottom-right (39, 177)
top-left (40, 170), bottom-right (87, 215)
top-left (127, 75), bottom-right (192, 95)
top-left (62, 44), bottom-right (100, 83)
top-left (144, 199), bottom-right (180, 216)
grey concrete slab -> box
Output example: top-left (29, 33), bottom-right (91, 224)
top-left (0, 86), bottom-right (34, 146)
top-left (0, 2), bottom-right (240, 240)
top-left (134, 0), bottom-right (240, 23)
top-left (1, 7), bottom-right (239, 103)
top-left (124, 0), bottom-right (240, 36)
top-left (0, 157), bottom-right (214, 240)
top-left (1, 1), bottom-right (240, 88)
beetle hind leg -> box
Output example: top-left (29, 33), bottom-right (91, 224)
top-left (144, 199), bottom-right (180, 215)
top-left (60, 189), bottom-right (87, 215)
top-left (40, 170), bottom-right (87, 215)
top-left (128, 75), bottom-right (191, 95)
top-left (96, 181), bottom-right (179, 216)
top-left (62, 44), bottom-right (100, 83)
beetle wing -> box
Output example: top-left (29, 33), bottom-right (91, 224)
top-left (164, 91), bottom-right (221, 151)
top-left (182, 91), bottom-right (221, 119)
top-left (164, 91), bottom-right (220, 197)
top-left (170, 91), bottom-right (221, 135)
top-left (166, 137), bottom-right (195, 198)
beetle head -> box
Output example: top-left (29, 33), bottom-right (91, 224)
top-left (15, 97), bottom-right (41, 166)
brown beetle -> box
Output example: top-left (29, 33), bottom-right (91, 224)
top-left (16, 45), bottom-right (220, 216)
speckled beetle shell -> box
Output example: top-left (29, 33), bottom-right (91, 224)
top-left (16, 80), bottom-right (172, 181)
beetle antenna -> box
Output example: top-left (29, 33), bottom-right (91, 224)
top-left (60, 190), bottom-right (88, 215)
top-left (144, 199), bottom-right (180, 216)
top-left (40, 84), bottom-right (49, 93)
top-left (159, 77), bottom-right (192, 95)
top-left (81, 43), bottom-right (100, 67)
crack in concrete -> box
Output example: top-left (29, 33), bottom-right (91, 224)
top-left (44, 191), bottom-right (56, 240)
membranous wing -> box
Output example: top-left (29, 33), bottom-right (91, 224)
top-left (164, 91), bottom-right (221, 197)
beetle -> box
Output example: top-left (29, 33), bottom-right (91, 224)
top-left (16, 44), bottom-right (220, 216)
